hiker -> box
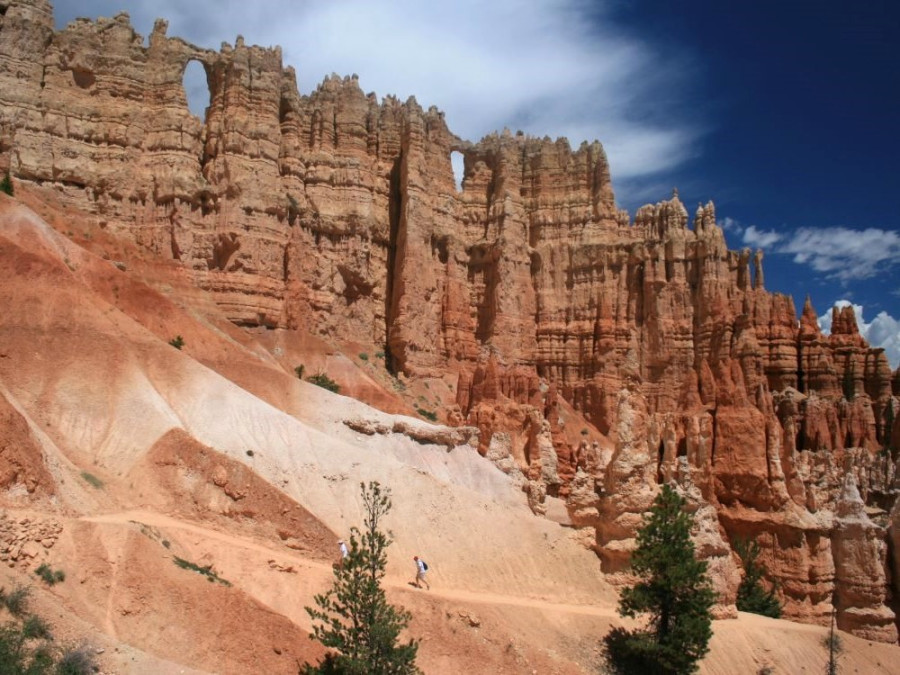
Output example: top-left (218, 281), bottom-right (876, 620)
top-left (413, 555), bottom-right (430, 590)
top-left (338, 539), bottom-right (348, 569)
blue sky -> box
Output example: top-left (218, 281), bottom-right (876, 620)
top-left (53, 1), bottom-right (900, 365)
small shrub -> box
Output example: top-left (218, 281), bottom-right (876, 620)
top-left (173, 556), bottom-right (231, 586)
top-left (359, 352), bottom-right (369, 361)
top-left (162, 540), bottom-right (171, 549)
top-left (22, 614), bottom-right (52, 640)
top-left (0, 172), bottom-right (12, 196)
top-left (294, 364), bottom-right (305, 379)
top-left (0, 585), bottom-right (31, 616)
top-left (80, 472), bottom-right (103, 489)
top-left (375, 351), bottom-right (385, 360)
top-left (0, 590), bottom-right (96, 675)
top-left (416, 408), bottom-right (438, 422)
top-left (246, 449), bottom-right (255, 457)
top-left (35, 563), bottom-right (65, 586)
top-left (168, 335), bottom-right (185, 350)
top-left (581, 428), bottom-right (589, 436)
top-left (56, 644), bottom-right (99, 675)
top-left (307, 373), bottom-right (340, 394)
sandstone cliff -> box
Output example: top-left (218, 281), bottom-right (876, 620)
top-left (1, 0), bottom-right (899, 642)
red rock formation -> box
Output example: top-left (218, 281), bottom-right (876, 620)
top-left (832, 475), bottom-right (897, 642)
top-left (2, 0), bottom-right (900, 641)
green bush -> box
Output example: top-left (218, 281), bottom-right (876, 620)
top-left (416, 408), bottom-right (438, 422)
top-left (56, 645), bottom-right (98, 675)
top-left (0, 585), bottom-right (31, 617)
top-left (0, 172), bottom-right (12, 196)
top-left (307, 373), bottom-right (340, 394)
top-left (168, 335), bottom-right (185, 350)
top-left (359, 352), bottom-right (369, 361)
top-left (80, 472), bottom-right (103, 489)
top-left (173, 556), bottom-right (231, 586)
top-left (35, 563), bottom-right (65, 587)
top-left (22, 614), bottom-right (52, 640)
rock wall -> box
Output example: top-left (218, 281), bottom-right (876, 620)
top-left (2, 0), bottom-right (900, 641)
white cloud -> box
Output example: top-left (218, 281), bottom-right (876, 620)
top-left (52, 0), bottom-right (701, 198)
top-left (739, 224), bottom-right (900, 283)
top-left (774, 227), bottom-right (900, 282)
top-left (742, 225), bottom-right (783, 249)
top-left (718, 216), bottom-right (742, 233)
top-left (818, 300), bottom-right (900, 368)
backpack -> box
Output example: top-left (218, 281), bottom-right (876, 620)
top-left (422, 560), bottom-right (428, 571)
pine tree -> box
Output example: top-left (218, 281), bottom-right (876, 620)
top-left (883, 401), bottom-right (896, 459)
top-left (304, 481), bottom-right (419, 674)
top-left (602, 484), bottom-right (716, 675)
top-left (734, 538), bottom-right (781, 618)
top-left (825, 603), bottom-right (841, 675)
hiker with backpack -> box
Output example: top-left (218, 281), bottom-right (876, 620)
top-left (413, 555), bottom-right (430, 590)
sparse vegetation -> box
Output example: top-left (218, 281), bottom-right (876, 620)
top-left (168, 335), bottom-right (185, 350)
top-left (304, 482), bottom-right (419, 673)
top-left (294, 364), bottom-right (305, 379)
top-left (825, 604), bottom-right (841, 675)
top-left (734, 538), bottom-right (781, 618)
top-left (80, 472), bottom-right (103, 489)
top-left (0, 585), bottom-right (31, 617)
top-left (246, 449), bottom-right (255, 457)
top-left (0, 172), bottom-right (13, 196)
top-left (34, 564), bottom-right (65, 587)
top-left (375, 351), bottom-right (385, 360)
top-left (416, 408), bottom-right (438, 423)
top-left (56, 644), bottom-right (99, 675)
top-left (602, 484), bottom-right (715, 675)
top-left (307, 372), bottom-right (340, 394)
top-left (883, 402), bottom-right (896, 459)
top-left (173, 556), bottom-right (232, 586)
top-left (359, 352), bottom-right (369, 361)
top-left (0, 585), bottom-right (98, 675)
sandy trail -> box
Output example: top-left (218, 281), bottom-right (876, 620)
top-left (81, 509), bottom-right (617, 618)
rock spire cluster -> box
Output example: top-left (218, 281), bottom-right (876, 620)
top-left (1, 0), bottom-right (898, 641)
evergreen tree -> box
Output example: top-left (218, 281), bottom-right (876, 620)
top-left (304, 482), bottom-right (419, 674)
top-left (602, 484), bottom-right (716, 675)
top-left (734, 538), bottom-right (781, 618)
top-left (841, 362), bottom-right (854, 401)
top-left (0, 172), bottom-right (12, 196)
top-left (883, 401), bottom-right (896, 459)
top-left (825, 603), bottom-right (841, 675)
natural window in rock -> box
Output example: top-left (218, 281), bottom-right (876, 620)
top-left (182, 59), bottom-right (210, 120)
top-left (450, 151), bottom-right (464, 192)
top-left (71, 67), bottom-right (95, 89)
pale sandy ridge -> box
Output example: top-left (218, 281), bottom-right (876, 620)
top-left (77, 509), bottom-right (898, 675)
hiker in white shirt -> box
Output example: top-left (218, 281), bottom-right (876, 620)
top-left (413, 555), bottom-right (430, 590)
